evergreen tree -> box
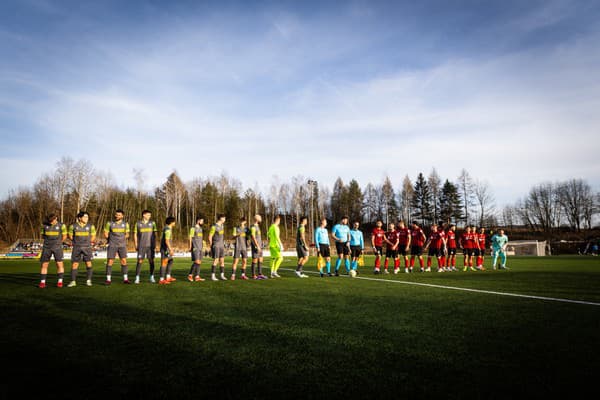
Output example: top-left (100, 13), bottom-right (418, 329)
top-left (411, 173), bottom-right (433, 226)
top-left (439, 179), bottom-right (462, 224)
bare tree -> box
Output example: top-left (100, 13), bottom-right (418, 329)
top-left (399, 175), bottom-right (414, 223)
top-left (54, 157), bottom-right (74, 222)
top-left (457, 169), bottom-right (475, 226)
top-left (473, 180), bottom-right (496, 227)
top-left (70, 159), bottom-right (95, 214)
top-left (428, 168), bottom-right (442, 223)
top-left (556, 179), bottom-right (595, 231)
top-left (520, 182), bottom-right (561, 236)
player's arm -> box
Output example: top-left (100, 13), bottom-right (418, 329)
top-left (125, 223), bottom-right (130, 240)
top-left (300, 227), bottom-right (307, 249)
top-left (91, 225), bottom-right (96, 244)
top-left (360, 232), bottom-right (364, 251)
top-left (424, 236), bottom-right (431, 249)
top-left (104, 222), bottom-right (110, 240)
top-left (371, 232), bottom-right (375, 248)
top-left (68, 225), bottom-right (74, 242)
top-left (314, 228), bottom-right (320, 254)
top-left (166, 230), bottom-right (173, 254)
top-left (208, 225), bottom-right (217, 247)
top-left (61, 224), bottom-right (68, 242)
top-left (189, 228), bottom-right (194, 250)
top-left (406, 233), bottom-right (411, 250)
top-left (250, 227), bottom-right (259, 248)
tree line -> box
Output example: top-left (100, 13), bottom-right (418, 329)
top-left (0, 157), bottom-right (597, 246)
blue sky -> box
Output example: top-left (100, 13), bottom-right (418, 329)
top-left (1, 0), bottom-right (599, 206)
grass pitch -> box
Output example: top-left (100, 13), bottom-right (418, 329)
top-left (1, 256), bottom-right (599, 399)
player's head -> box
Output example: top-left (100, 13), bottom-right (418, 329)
top-left (466, 226), bottom-right (471, 232)
top-left (240, 216), bottom-right (247, 226)
top-left (411, 222), bottom-right (419, 229)
top-left (479, 227), bottom-right (485, 233)
top-left (300, 216), bottom-right (308, 225)
top-left (341, 216), bottom-right (349, 224)
top-left (450, 224), bottom-right (456, 231)
top-left (141, 210), bottom-right (151, 220)
top-left (165, 216), bottom-right (176, 226)
top-left (196, 216), bottom-right (204, 225)
top-left (320, 217), bottom-right (327, 227)
top-left (77, 211), bottom-right (89, 224)
top-left (376, 220), bottom-right (382, 228)
top-left (45, 213), bottom-right (58, 225)
top-left (274, 215), bottom-right (281, 225)
top-left (114, 209), bottom-right (124, 221)
top-left (398, 220), bottom-right (405, 228)
top-left (353, 221), bottom-right (360, 229)
top-left (254, 214), bottom-right (262, 224)
top-left (388, 222), bottom-right (395, 231)
top-left (499, 229), bottom-right (505, 235)
top-left (431, 224), bottom-right (438, 232)
top-left (217, 214), bottom-right (226, 223)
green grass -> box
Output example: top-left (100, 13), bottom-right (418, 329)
top-left (1, 256), bottom-right (599, 399)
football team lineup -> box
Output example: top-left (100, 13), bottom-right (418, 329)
top-left (37, 209), bottom-right (513, 288)
top-left (29, 208), bottom-right (600, 308)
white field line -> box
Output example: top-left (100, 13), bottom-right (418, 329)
top-left (279, 268), bottom-right (600, 307)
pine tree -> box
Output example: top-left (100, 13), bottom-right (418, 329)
top-left (411, 173), bottom-right (433, 226)
top-left (439, 179), bottom-right (462, 224)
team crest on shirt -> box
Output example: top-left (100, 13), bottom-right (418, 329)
top-left (86, 227), bottom-right (89, 231)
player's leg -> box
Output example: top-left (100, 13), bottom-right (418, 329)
top-left (240, 256), bottom-right (248, 279)
top-left (69, 249), bottom-right (80, 287)
top-left (119, 248), bottom-right (130, 283)
top-left (135, 250), bottom-right (145, 283)
top-left (219, 251), bottom-right (227, 280)
top-left (159, 255), bottom-right (169, 284)
top-left (231, 253), bottom-right (239, 280)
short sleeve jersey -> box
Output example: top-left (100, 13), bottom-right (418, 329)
top-left (134, 220), bottom-right (157, 248)
top-left (268, 224), bottom-right (280, 247)
top-left (385, 230), bottom-right (398, 247)
top-left (397, 227), bottom-right (410, 245)
top-left (331, 224), bottom-right (350, 243)
top-left (446, 230), bottom-right (457, 248)
top-left (41, 222), bottom-right (67, 247)
top-left (349, 229), bottom-right (364, 248)
top-left (105, 221), bottom-right (129, 248)
top-left (428, 231), bottom-right (442, 248)
top-left (160, 226), bottom-right (172, 251)
top-left (210, 223), bottom-right (225, 248)
top-left (189, 225), bottom-right (204, 250)
top-left (477, 233), bottom-right (486, 249)
top-left (296, 225), bottom-right (306, 247)
top-left (69, 222), bottom-right (96, 247)
top-left (233, 226), bottom-right (248, 249)
top-left (491, 234), bottom-right (509, 249)
top-left (250, 224), bottom-right (262, 249)
top-left (411, 228), bottom-right (425, 246)
top-left (372, 228), bottom-right (385, 247)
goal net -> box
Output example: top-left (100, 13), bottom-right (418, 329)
top-left (506, 240), bottom-right (547, 256)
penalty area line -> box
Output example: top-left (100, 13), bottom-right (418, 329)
top-left (279, 268), bottom-right (600, 307)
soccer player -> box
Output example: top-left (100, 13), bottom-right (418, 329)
top-left (133, 210), bottom-right (158, 284)
top-left (231, 217), bottom-right (249, 280)
top-left (459, 226), bottom-right (477, 271)
top-left (491, 229), bottom-right (509, 269)
top-left (209, 214), bottom-right (227, 281)
top-left (268, 215), bottom-right (284, 278)
top-left (476, 227), bottom-right (487, 270)
top-left (396, 220), bottom-right (411, 273)
top-left (371, 220), bottom-right (385, 274)
top-left (445, 225), bottom-right (458, 271)
top-left (315, 218), bottom-right (332, 277)
top-left (104, 209), bottom-right (130, 285)
top-left (409, 222), bottom-right (426, 272)
top-left (67, 211), bottom-right (96, 287)
top-left (250, 214), bottom-right (268, 280)
top-left (383, 223), bottom-right (399, 274)
top-left (159, 217), bottom-right (176, 285)
top-left (38, 213), bottom-right (67, 288)
top-left (331, 216), bottom-right (351, 276)
top-left (349, 221), bottom-right (364, 273)
top-left (295, 216), bottom-right (310, 278)
top-left (187, 216), bottom-right (205, 282)
top-left (438, 223), bottom-right (447, 269)
top-left (424, 224), bottom-right (445, 272)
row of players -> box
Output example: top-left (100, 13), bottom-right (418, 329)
top-left (36, 210), bottom-right (509, 288)
top-left (368, 220), bottom-right (509, 274)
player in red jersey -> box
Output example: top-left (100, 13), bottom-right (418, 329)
top-left (445, 225), bottom-right (458, 271)
top-left (476, 227), bottom-right (487, 270)
top-left (438, 223), bottom-right (447, 270)
top-left (396, 221), bottom-right (411, 273)
top-left (424, 224), bottom-right (445, 272)
top-left (383, 223), bottom-right (399, 274)
top-left (371, 220), bottom-right (385, 274)
top-left (459, 226), bottom-right (476, 271)
top-left (409, 222), bottom-right (427, 272)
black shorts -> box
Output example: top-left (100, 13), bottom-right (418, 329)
top-left (233, 245), bottom-right (248, 260)
top-left (137, 247), bottom-right (155, 260)
top-left (318, 244), bottom-right (331, 258)
top-left (473, 248), bottom-right (481, 257)
top-left (350, 245), bottom-right (362, 258)
top-left (335, 242), bottom-right (350, 256)
top-left (464, 248), bottom-right (475, 257)
top-left (411, 246), bottom-right (423, 256)
top-left (296, 245), bottom-right (309, 258)
top-left (107, 246), bottom-right (127, 260)
top-left (191, 248), bottom-right (203, 261)
top-left (385, 247), bottom-right (397, 258)
top-left (398, 245), bottom-right (409, 256)
top-left (71, 246), bottom-right (93, 262)
top-left (447, 247), bottom-right (457, 256)
top-left (251, 246), bottom-right (263, 259)
top-left (160, 248), bottom-right (173, 260)
top-left (41, 246), bottom-right (64, 262)
top-left (428, 247), bottom-right (442, 257)
top-left (374, 246), bottom-right (383, 256)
